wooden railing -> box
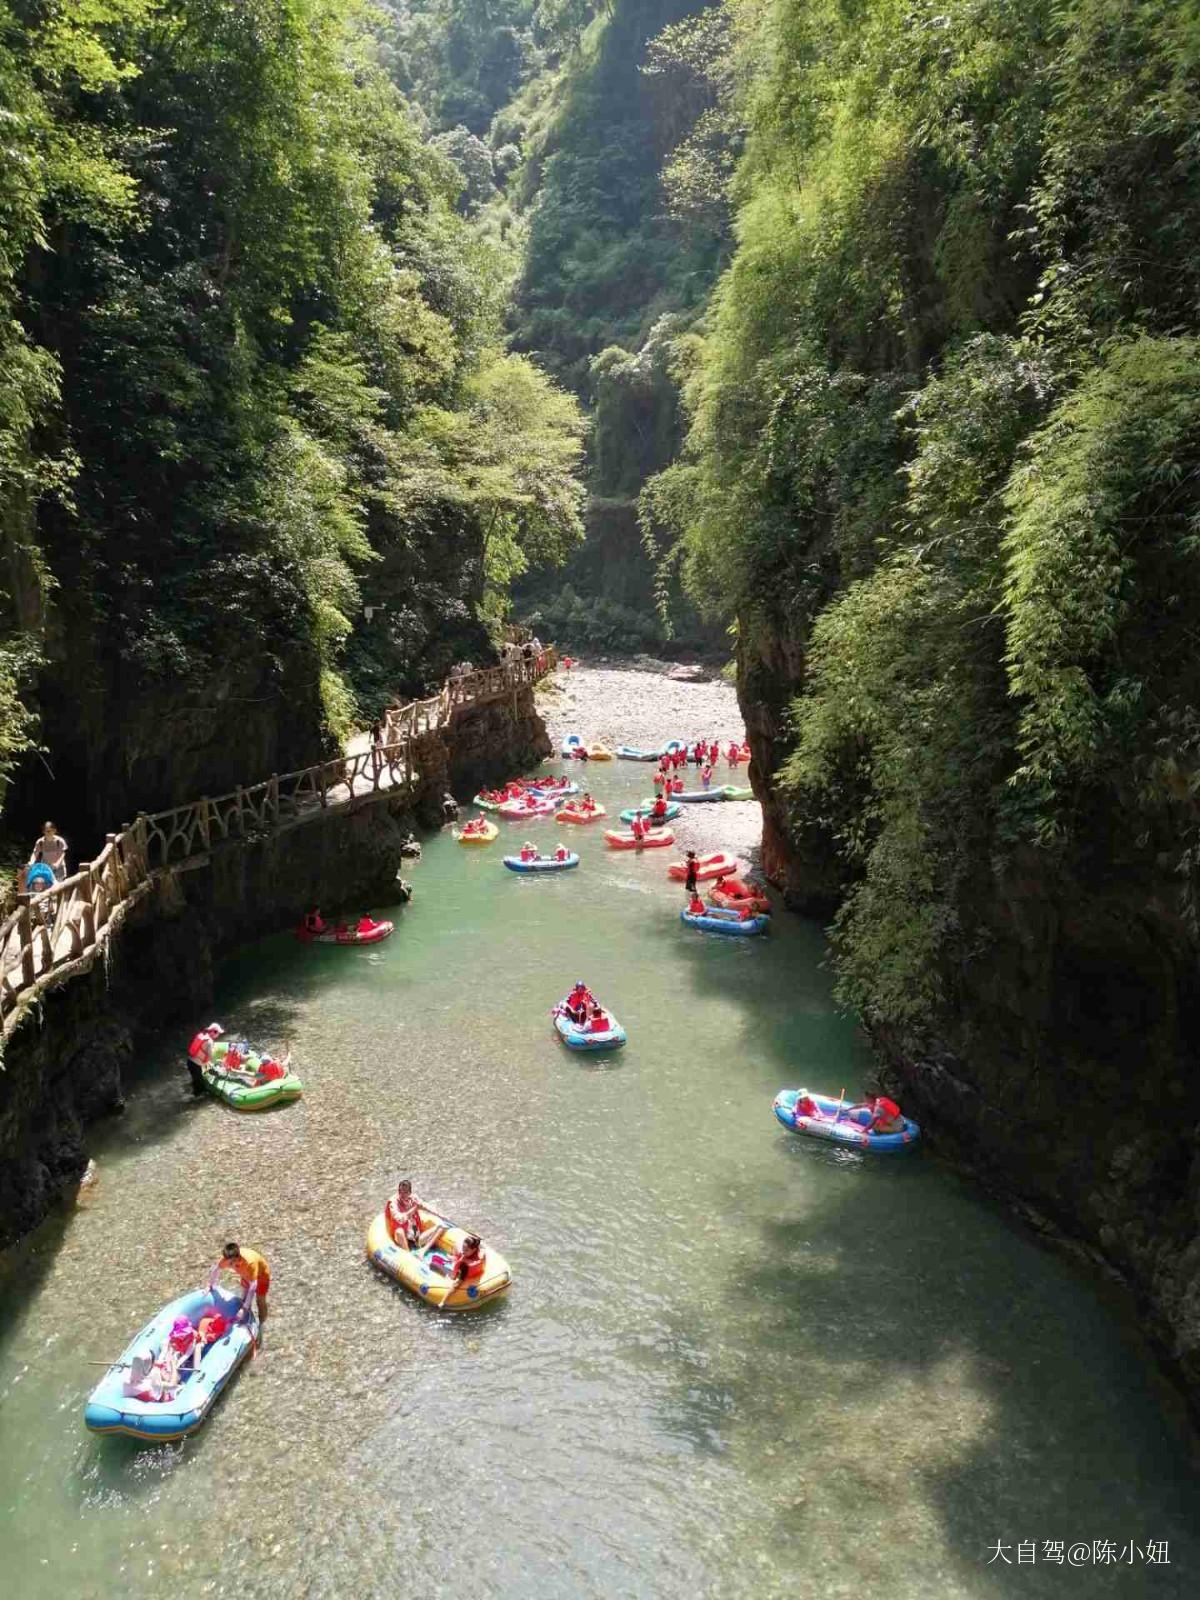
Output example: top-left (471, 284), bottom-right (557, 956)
top-left (0, 649), bottom-right (555, 1035)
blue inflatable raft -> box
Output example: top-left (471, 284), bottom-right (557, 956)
top-left (674, 789), bottom-right (723, 804)
top-left (554, 1001), bottom-right (627, 1051)
top-left (663, 740), bottom-right (686, 755)
top-left (616, 746), bottom-right (664, 761)
top-left (527, 780), bottom-right (579, 800)
top-left (773, 1089), bottom-right (921, 1152)
top-left (503, 853), bottom-right (580, 872)
top-left (84, 1286), bottom-right (255, 1441)
top-left (681, 906), bottom-right (768, 937)
top-left (560, 733), bottom-right (583, 758)
top-left (619, 801), bottom-right (683, 825)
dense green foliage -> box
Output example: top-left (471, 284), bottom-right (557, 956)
top-left (646, 0), bottom-right (1200, 1022)
top-left (0, 0), bottom-right (583, 823)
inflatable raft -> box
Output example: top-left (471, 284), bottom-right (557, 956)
top-left (366, 1210), bottom-right (512, 1310)
top-left (772, 1089), bottom-right (921, 1152)
top-left (456, 821), bottom-right (498, 846)
top-left (619, 801), bottom-right (682, 825)
top-left (295, 918), bottom-right (393, 946)
top-left (553, 999), bottom-right (627, 1050)
top-left (498, 797), bottom-right (558, 820)
top-left (587, 744), bottom-right (614, 761)
top-left (84, 1286), bottom-right (255, 1441)
top-left (667, 852), bottom-right (738, 882)
top-left (721, 785), bottom-right (755, 802)
top-left (561, 734), bottom-right (584, 758)
top-left (616, 746), bottom-right (663, 761)
top-left (604, 828), bottom-right (676, 850)
top-left (710, 878), bottom-right (770, 915)
top-left (202, 1042), bottom-right (303, 1110)
top-left (663, 739), bottom-right (686, 756)
top-left (528, 779), bottom-right (579, 800)
top-left (503, 852), bottom-right (580, 872)
top-left (674, 789), bottom-right (724, 804)
top-left (557, 802), bottom-right (605, 824)
top-left (681, 906), bottom-right (768, 937)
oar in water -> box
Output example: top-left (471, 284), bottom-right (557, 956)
top-left (831, 1086), bottom-right (846, 1126)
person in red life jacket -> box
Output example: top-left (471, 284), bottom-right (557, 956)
top-left (653, 770), bottom-right (665, 793)
top-left (708, 741), bottom-right (719, 765)
top-left (554, 843), bottom-right (570, 862)
top-left (867, 1095), bottom-right (905, 1135)
top-left (186, 1022), bottom-right (224, 1097)
top-left (687, 893), bottom-right (706, 916)
top-left (670, 776), bottom-right (683, 795)
top-left (356, 915), bottom-right (377, 935)
top-left (443, 1235), bottom-right (485, 1290)
top-left (565, 980), bottom-right (591, 1023)
top-left (630, 813), bottom-right (647, 843)
top-left (651, 796), bottom-right (668, 822)
top-left (387, 1178), bottom-right (427, 1249)
top-left (197, 1309), bottom-right (230, 1347)
top-left (727, 742), bottom-right (741, 768)
top-left (255, 1049), bottom-right (289, 1084)
top-left (794, 1089), bottom-right (819, 1121)
top-left (580, 792), bottom-right (596, 812)
top-left (684, 851), bottom-right (700, 896)
top-left (588, 1005), bottom-right (610, 1034)
top-left (520, 840), bottom-right (538, 862)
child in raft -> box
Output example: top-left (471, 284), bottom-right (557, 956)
top-left (387, 1179), bottom-right (430, 1249)
top-left (431, 1234), bottom-right (485, 1288)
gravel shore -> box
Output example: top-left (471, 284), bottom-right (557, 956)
top-left (538, 662), bottom-right (764, 867)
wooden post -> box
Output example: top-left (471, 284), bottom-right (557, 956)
top-left (235, 785), bottom-right (246, 834)
top-left (106, 834), bottom-right (127, 898)
top-left (268, 774), bottom-right (279, 825)
top-left (78, 863), bottom-right (96, 946)
top-left (16, 896), bottom-right (34, 987)
top-left (133, 813), bottom-right (150, 879)
top-left (198, 797), bottom-right (211, 851)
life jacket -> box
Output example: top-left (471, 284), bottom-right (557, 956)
top-left (589, 1012), bottom-right (608, 1033)
top-left (387, 1196), bottom-right (422, 1245)
top-left (796, 1096), bottom-right (818, 1118)
top-left (188, 1033), bottom-right (211, 1064)
top-left (257, 1059), bottom-right (286, 1082)
top-left (688, 897), bottom-right (705, 915)
top-left (454, 1248), bottom-right (485, 1283)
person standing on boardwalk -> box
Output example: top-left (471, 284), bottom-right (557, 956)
top-left (30, 821), bottom-right (68, 882)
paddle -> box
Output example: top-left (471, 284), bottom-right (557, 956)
top-left (832, 1086), bottom-right (846, 1127)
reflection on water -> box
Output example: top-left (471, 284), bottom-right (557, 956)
top-left (0, 745), bottom-right (1197, 1599)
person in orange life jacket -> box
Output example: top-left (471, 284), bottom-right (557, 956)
top-left (186, 1022), bottom-right (223, 1096)
top-left (210, 1242), bottom-right (270, 1322)
top-left (303, 908), bottom-right (326, 935)
top-left (255, 1048), bottom-right (289, 1084)
top-left (435, 1234), bottom-right (484, 1287)
top-left (387, 1179), bottom-right (427, 1249)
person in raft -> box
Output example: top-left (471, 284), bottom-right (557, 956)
top-left (554, 842), bottom-right (571, 862)
top-left (684, 851), bottom-right (699, 896)
top-left (793, 1089), bottom-right (820, 1121)
top-left (386, 1178), bottom-right (429, 1249)
top-left (520, 840), bottom-right (538, 862)
top-left (588, 1004), bottom-right (611, 1034)
top-left (461, 816), bottom-right (488, 836)
top-left (580, 792), bottom-right (597, 812)
top-left (434, 1233), bottom-right (485, 1288)
top-left (687, 893), bottom-right (706, 916)
top-left (30, 820), bottom-right (69, 883)
top-left (629, 813), bottom-right (647, 842)
top-left (844, 1089), bottom-right (904, 1134)
top-left (303, 908), bottom-right (326, 935)
top-left (565, 980), bottom-right (592, 1023)
top-left (209, 1242), bottom-right (271, 1323)
top-left (650, 795), bottom-right (668, 822)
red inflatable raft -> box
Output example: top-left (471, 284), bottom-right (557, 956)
top-left (710, 878), bottom-right (770, 915)
top-left (666, 852), bottom-right (738, 883)
top-left (296, 918), bottom-right (394, 946)
top-left (604, 829), bottom-right (676, 850)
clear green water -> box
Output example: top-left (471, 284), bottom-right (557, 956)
top-left (0, 752), bottom-right (1197, 1599)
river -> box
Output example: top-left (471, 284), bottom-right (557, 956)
top-left (0, 666), bottom-right (1196, 1599)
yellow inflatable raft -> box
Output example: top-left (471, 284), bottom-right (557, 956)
top-left (586, 744), bottom-right (614, 761)
top-left (366, 1210), bottom-right (512, 1310)
top-left (455, 821), bottom-right (498, 846)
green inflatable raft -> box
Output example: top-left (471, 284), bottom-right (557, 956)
top-left (203, 1041), bottom-right (303, 1111)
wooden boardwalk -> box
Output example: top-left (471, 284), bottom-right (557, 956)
top-left (0, 651), bottom-right (555, 1037)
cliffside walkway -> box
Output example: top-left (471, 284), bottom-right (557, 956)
top-left (0, 651), bottom-right (556, 1038)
